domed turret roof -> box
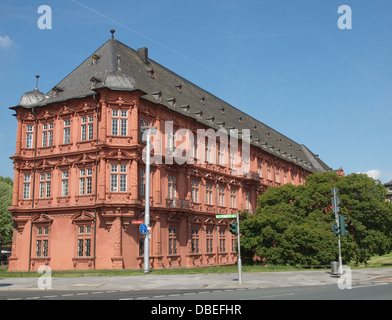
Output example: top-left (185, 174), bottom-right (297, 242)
top-left (103, 53), bottom-right (136, 91)
top-left (18, 75), bottom-right (47, 107)
top-left (18, 88), bottom-right (46, 107)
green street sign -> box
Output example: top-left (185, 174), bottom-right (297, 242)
top-left (216, 214), bottom-right (237, 219)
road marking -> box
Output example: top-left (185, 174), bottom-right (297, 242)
top-left (61, 294), bottom-right (74, 297)
top-left (241, 292), bottom-right (295, 300)
top-left (352, 282), bottom-right (389, 289)
top-left (43, 295), bottom-right (58, 298)
top-left (153, 295), bottom-right (165, 298)
top-left (92, 291), bottom-right (104, 294)
top-left (27, 297), bottom-right (40, 299)
top-left (77, 292), bottom-right (89, 296)
top-left (169, 294), bottom-right (180, 297)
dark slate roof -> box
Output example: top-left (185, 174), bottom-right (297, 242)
top-left (384, 180), bottom-right (392, 187)
top-left (12, 33), bottom-right (331, 173)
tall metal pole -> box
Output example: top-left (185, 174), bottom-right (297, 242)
top-left (236, 212), bottom-right (242, 284)
top-left (332, 187), bottom-right (343, 276)
top-left (144, 128), bottom-right (151, 274)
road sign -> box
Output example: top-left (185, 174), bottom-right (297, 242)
top-left (331, 187), bottom-right (339, 195)
top-left (216, 214), bottom-right (237, 219)
top-left (132, 220), bottom-right (144, 225)
top-left (139, 224), bottom-right (148, 234)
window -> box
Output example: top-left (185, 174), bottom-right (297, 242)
top-left (42, 123), bottom-right (54, 147)
top-left (139, 169), bottom-right (145, 196)
top-left (36, 226), bottom-right (49, 258)
top-left (191, 228), bottom-right (199, 254)
top-left (77, 225), bottom-right (92, 258)
top-left (139, 238), bottom-right (144, 256)
top-left (276, 169), bottom-right (280, 184)
top-left (61, 171), bottom-right (69, 196)
top-left (245, 192), bottom-right (251, 210)
top-left (112, 110), bottom-right (128, 136)
top-left (291, 171), bottom-right (296, 184)
top-left (229, 149), bottom-right (235, 169)
top-left (217, 143), bottom-right (224, 165)
top-left (219, 227), bottom-right (226, 253)
top-left (79, 168), bottom-right (93, 195)
top-left (139, 118), bottom-right (150, 142)
top-left (267, 164), bottom-right (272, 180)
top-left (284, 170), bottom-right (288, 184)
top-left (81, 116), bottom-right (94, 141)
top-left (167, 129), bottom-right (175, 152)
top-left (168, 176), bottom-right (176, 200)
top-left (230, 189), bottom-right (236, 208)
top-left (191, 137), bottom-right (198, 159)
top-left (206, 228), bottom-right (214, 253)
top-left (257, 162), bottom-right (262, 178)
top-left (218, 186), bottom-right (225, 207)
top-left (26, 125), bottom-right (33, 148)
top-left (231, 234), bottom-right (237, 252)
top-left (204, 141), bottom-right (212, 163)
top-left (206, 184), bottom-right (213, 205)
top-left (168, 227), bottom-right (177, 255)
top-left (39, 173), bottom-right (51, 198)
top-left (110, 164), bottom-right (127, 192)
top-left (23, 174), bottom-right (31, 199)
top-left (191, 181), bottom-right (199, 203)
top-left (63, 119), bottom-right (71, 144)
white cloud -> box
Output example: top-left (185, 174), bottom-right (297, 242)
top-left (0, 35), bottom-right (14, 48)
top-left (359, 169), bottom-right (381, 180)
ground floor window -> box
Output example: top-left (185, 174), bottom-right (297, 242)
top-left (206, 228), bottom-right (214, 253)
top-left (219, 227), bottom-right (226, 253)
top-left (77, 225), bottom-right (92, 258)
top-left (35, 226), bottom-right (49, 257)
top-left (168, 226), bottom-right (177, 255)
top-left (191, 227), bottom-right (200, 254)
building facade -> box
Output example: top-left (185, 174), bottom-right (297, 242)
top-left (8, 31), bottom-right (330, 271)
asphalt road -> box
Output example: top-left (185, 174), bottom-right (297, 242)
top-left (1, 281), bottom-right (391, 300)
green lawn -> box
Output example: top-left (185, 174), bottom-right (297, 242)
top-left (367, 252), bottom-right (392, 264)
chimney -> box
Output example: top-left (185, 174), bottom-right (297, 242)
top-left (137, 47), bottom-right (149, 64)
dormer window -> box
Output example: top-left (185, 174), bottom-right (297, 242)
top-left (90, 77), bottom-right (101, 89)
top-left (52, 86), bottom-right (63, 98)
top-left (92, 54), bottom-right (100, 65)
top-left (166, 98), bottom-right (176, 108)
top-left (152, 91), bottom-right (162, 101)
top-left (147, 69), bottom-right (155, 79)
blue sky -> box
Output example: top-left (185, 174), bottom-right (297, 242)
top-left (0, 0), bottom-right (391, 183)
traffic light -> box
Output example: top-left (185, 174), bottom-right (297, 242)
top-left (229, 222), bottom-right (238, 235)
top-left (339, 215), bottom-right (348, 237)
top-left (332, 223), bottom-right (340, 236)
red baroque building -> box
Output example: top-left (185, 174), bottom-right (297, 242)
top-left (8, 31), bottom-right (330, 271)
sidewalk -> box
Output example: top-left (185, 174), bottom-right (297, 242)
top-left (1, 268), bottom-right (391, 291)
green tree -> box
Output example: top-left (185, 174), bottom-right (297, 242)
top-left (240, 172), bottom-right (392, 265)
top-left (0, 176), bottom-right (13, 243)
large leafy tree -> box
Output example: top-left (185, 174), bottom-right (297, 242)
top-left (240, 172), bottom-right (392, 265)
top-left (0, 177), bottom-right (13, 244)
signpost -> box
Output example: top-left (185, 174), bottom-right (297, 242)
top-left (139, 224), bottom-right (148, 235)
top-left (216, 212), bottom-right (242, 284)
top-left (142, 126), bottom-right (157, 274)
top-left (216, 214), bottom-right (237, 219)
